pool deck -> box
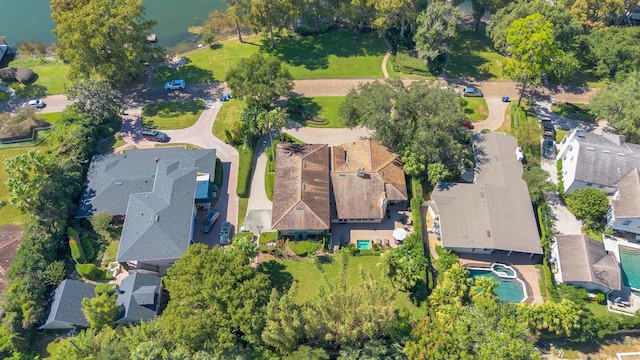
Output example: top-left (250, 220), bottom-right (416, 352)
top-left (425, 207), bottom-right (544, 304)
top-left (331, 204), bottom-right (414, 249)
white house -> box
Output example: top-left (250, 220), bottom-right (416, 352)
top-left (556, 129), bottom-right (640, 195)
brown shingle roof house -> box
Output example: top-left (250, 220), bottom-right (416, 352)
top-left (331, 140), bottom-right (408, 222)
top-left (271, 144), bottom-right (331, 234)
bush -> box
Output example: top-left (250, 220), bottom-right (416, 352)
top-left (75, 263), bottom-right (103, 280)
top-left (593, 292), bottom-right (606, 304)
top-left (80, 236), bottom-right (96, 262)
top-left (410, 177), bottom-right (424, 238)
top-left (95, 283), bottom-right (115, 296)
top-left (15, 67), bottom-right (35, 84)
top-left (0, 67), bottom-right (17, 82)
top-left (68, 228), bottom-right (86, 263)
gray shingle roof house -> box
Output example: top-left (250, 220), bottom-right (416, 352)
top-left (39, 280), bottom-right (96, 330)
top-left (556, 130), bottom-right (640, 194)
top-left (117, 160), bottom-right (198, 274)
top-left (115, 272), bottom-right (162, 324)
top-left (76, 147), bottom-right (216, 218)
top-left (551, 235), bottom-right (621, 293)
top-left (429, 133), bottom-right (543, 256)
top-left (271, 144), bottom-right (331, 234)
top-left (330, 140), bottom-right (408, 223)
top-left (606, 169), bottom-right (640, 236)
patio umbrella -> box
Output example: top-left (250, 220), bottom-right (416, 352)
top-left (393, 228), bottom-right (407, 241)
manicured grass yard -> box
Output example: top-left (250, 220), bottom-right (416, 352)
top-left (179, 31), bottom-right (386, 82)
top-left (212, 98), bottom-right (246, 143)
top-left (237, 145), bottom-right (254, 198)
top-left (7, 58), bottom-right (70, 97)
top-left (262, 255), bottom-right (424, 318)
top-left (288, 96), bottom-right (346, 128)
top-left (446, 30), bottom-right (506, 81)
top-left (141, 100), bottom-right (204, 129)
top-left (462, 97), bottom-right (489, 122)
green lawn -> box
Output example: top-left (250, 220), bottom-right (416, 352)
top-left (261, 255), bottom-right (424, 318)
top-left (141, 100), bottom-right (204, 129)
top-left (259, 231), bottom-right (279, 245)
top-left (179, 31), bottom-right (386, 82)
top-left (212, 98), bottom-right (246, 144)
top-left (266, 31), bottom-right (387, 79)
top-left (237, 145), bottom-right (254, 198)
top-left (556, 129), bottom-right (567, 143)
top-left (287, 96), bottom-right (346, 128)
top-left (7, 58), bottom-right (70, 97)
top-left (462, 97), bottom-right (489, 122)
top-left (238, 197), bottom-right (248, 227)
top-left (265, 169), bottom-right (274, 201)
top-left (447, 30), bottom-right (506, 81)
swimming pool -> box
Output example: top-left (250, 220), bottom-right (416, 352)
top-left (619, 245), bottom-right (640, 291)
top-left (357, 240), bottom-right (371, 250)
top-left (468, 268), bottom-right (526, 303)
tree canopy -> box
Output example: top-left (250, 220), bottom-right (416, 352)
top-left (590, 71), bottom-right (640, 143)
top-left (339, 79), bottom-right (467, 177)
top-left (566, 188), bottom-right (609, 226)
top-left (414, 1), bottom-right (461, 73)
top-left (503, 13), bottom-right (561, 106)
top-left (585, 27), bottom-right (640, 79)
top-left (226, 53), bottom-right (294, 109)
top-left (51, 0), bottom-right (160, 85)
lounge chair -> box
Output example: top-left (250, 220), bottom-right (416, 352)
top-left (384, 239), bottom-right (391, 247)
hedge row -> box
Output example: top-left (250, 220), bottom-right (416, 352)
top-left (410, 177), bottom-right (424, 239)
top-left (68, 227), bottom-right (86, 263)
top-left (80, 236), bottom-right (96, 262)
top-left (75, 263), bottom-right (102, 281)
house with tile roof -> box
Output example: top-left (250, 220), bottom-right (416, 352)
top-left (39, 280), bottom-right (96, 330)
top-left (271, 144), bottom-right (331, 235)
top-left (330, 140), bottom-right (408, 223)
top-left (428, 133), bottom-right (543, 256)
top-left (556, 129), bottom-right (640, 195)
top-left (606, 169), bottom-right (640, 236)
top-left (270, 140), bottom-right (408, 234)
top-left (551, 234), bottom-right (621, 293)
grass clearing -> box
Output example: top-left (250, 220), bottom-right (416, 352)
top-left (556, 129), bottom-right (567, 143)
top-left (212, 98), bottom-right (246, 143)
top-left (141, 99), bottom-right (204, 130)
top-left (238, 197), bottom-right (248, 227)
top-left (184, 31), bottom-right (386, 82)
top-left (261, 255), bottom-right (424, 319)
top-left (287, 96), bottom-right (346, 128)
top-left (7, 58), bottom-right (70, 97)
top-left (266, 31), bottom-right (386, 79)
top-left (237, 146), bottom-right (254, 198)
top-left (447, 30), bottom-right (506, 81)
top-left (462, 97), bottom-right (489, 122)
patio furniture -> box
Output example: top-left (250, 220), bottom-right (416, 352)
top-left (384, 238), bottom-right (391, 247)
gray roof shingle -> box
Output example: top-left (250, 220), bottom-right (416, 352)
top-left (116, 272), bottom-right (161, 324)
top-left (76, 148), bottom-right (215, 218)
top-left (571, 131), bottom-right (640, 187)
top-left (431, 133), bottom-right (542, 255)
top-left (556, 234), bottom-right (621, 291)
top-left (613, 169), bottom-right (640, 218)
top-left (117, 160), bottom-right (197, 262)
top-left (40, 280), bottom-right (96, 329)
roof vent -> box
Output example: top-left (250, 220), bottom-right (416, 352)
top-left (602, 150), bottom-right (610, 154)
top-left (295, 206), bottom-right (303, 211)
top-left (155, 214), bottom-right (159, 222)
top-left (587, 147), bottom-right (595, 151)
top-left (618, 153), bottom-right (627, 157)
top-left (114, 182), bottom-right (123, 186)
top-left (302, 184), bottom-right (306, 190)
top-left (486, 230), bottom-right (491, 237)
top-left (356, 169), bottom-right (365, 177)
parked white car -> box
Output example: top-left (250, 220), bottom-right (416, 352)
top-left (164, 79), bottom-right (185, 90)
top-left (22, 99), bottom-right (45, 108)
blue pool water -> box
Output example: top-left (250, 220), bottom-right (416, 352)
top-left (619, 245), bottom-right (640, 291)
top-left (469, 269), bottom-right (526, 303)
top-left (493, 263), bottom-right (515, 277)
top-left (357, 240), bottom-right (371, 250)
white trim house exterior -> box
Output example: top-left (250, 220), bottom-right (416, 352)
top-left (606, 169), bottom-right (640, 236)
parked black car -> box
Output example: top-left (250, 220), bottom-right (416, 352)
top-left (541, 120), bottom-right (555, 139)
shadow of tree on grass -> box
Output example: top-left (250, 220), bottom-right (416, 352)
top-left (259, 260), bottom-right (294, 294)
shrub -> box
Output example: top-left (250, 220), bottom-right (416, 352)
top-left (15, 68), bottom-right (35, 84)
top-left (68, 228), bottom-right (86, 263)
top-left (80, 236), bottom-right (96, 262)
top-left (95, 283), bottom-right (115, 296)
top-left (593, 292), bottom-right (606, 304)
top-left (0, 67), bottom-right (17, 82)
top-left (76, 263), bottom-right (102, 280)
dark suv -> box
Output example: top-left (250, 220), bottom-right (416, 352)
top-left (541, 120), bottom-right (555, 139)
top-left (141, 129), bottom-right (169, 142)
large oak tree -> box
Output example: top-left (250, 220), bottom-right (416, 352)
top-left (51, 0), bottom-right (160, 85)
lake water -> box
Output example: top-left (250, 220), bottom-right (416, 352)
top-left (0, 0), bottom-right (225, 53)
